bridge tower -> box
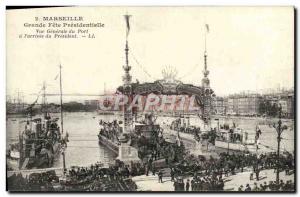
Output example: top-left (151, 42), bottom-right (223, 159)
top-left (117, 14), bottom-right (140, 164)
top-left (122, 14), bottom-right (133, 134)
top-left (201, 24), bottom-right (213, 126)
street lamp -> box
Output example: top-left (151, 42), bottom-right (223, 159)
top-left (272, 103), bottom-right (288, 188)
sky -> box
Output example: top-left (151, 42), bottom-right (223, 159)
top-left (6, 6), bottom-right (294, 103)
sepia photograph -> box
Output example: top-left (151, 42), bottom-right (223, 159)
top-left (5, 6), bottom-right (295, 192)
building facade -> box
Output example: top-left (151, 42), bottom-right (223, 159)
top-left (213, 89), bottom-right (294, 118)
top-left (212, 97), bottom-right (226, 115)
top-left (225, 94), bottom-right (262, 116)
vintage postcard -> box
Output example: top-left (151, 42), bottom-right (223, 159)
top-left (6, 6), bottom-right (295, 192)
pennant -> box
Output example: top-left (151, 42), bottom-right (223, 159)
top-left (124, 14), bottom-right (131, 37)
top-left (205, 24), bottom-right (209, 33)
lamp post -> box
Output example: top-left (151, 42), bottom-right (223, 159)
top-left (273, 103), bottom-right (288, 188)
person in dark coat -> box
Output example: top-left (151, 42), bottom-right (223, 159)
top-left (250, 172), bottom-right (254, 180)
top-left (145, 165), bottom-right (149, 176)
top-left (245, 184), bottom-right (252, 191)
top-left (218, 179), bottom-right (224, 190)
top-left (173, 181), bottom-right (178, 191)
top-left (191, 179), bottom-right (195, 191)
top-left (186, 179), bottom-right (190, 191)
top-left (255, 168), bottom-right (260, 181)
top-left (170, 168), bottom-right (175, 182)
top-left (152, 164), bottom-right (156, 176)
top-left (158, 170), bottom-right (163, 183)
top-left (180, 180), bottom-right (185, 191)
top-left (238, 185), bottom-right (244, 191)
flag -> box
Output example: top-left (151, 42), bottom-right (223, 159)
top-left (205, 24), bottom-right (209, 33)
top-left (124, 14), bottom-right (131, 37)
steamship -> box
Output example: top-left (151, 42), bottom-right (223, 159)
top-left (7, 113), bottom-right (64, 169)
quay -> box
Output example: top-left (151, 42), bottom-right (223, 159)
top-left (7, 167), bottom-right (64, 178)
top-left (132, 168), bottom-right (294, 191)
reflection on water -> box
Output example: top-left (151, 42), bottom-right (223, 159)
top-left (7, 112), bottom-right (294, 169)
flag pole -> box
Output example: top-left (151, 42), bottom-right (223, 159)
top-left (204, 24), bottom-right (209, 70)
top-left (124, 14), bottom-right (131, 68)
top-left (205, 26), bottom-right (207, 53)
top-left (59, 64), bottom-right (66, 174)
top-left (59, 64), bottom-right (64, 135)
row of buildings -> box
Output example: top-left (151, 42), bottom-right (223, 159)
top-left (212, 89), bottom-right (294, 118)
top-left (86, 89), bottom-right (294, 119)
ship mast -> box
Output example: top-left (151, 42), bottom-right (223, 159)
top-left (42, 81), bottom-right (47, 119)
top-left (59, 64), bottom-right (66, 174)
top-left (59, 64), bottom-right (64, 135)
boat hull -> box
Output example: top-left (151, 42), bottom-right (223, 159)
top-left (98, 135), bottom-right (119, 154)
top-left (215, 140), bottom-right (257, 153)
top-left (21, 141), bottom-right (62, 169)
top-left (215, 140), bottom-right (246, 151)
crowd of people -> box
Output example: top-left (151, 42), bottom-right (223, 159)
top-left (98, 120), bottom-right (122, 143)
top-left (7, 170), bottom-right (60, 191)
top-left (238, 180), bottom-right (295, 191)
top-left (168, 151), bottom-right (295, 191)
top-left (65, 162), bottom-right (137, 191)
top-left (7, 149), bottom-right (295, 192)
top-left (177, 151), bottom-right (294, 179)
top-left (173, 174), bottom-right (224, 191)
top-left (7, 162), bottom-right (138, 191)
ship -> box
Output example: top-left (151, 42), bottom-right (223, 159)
top-left (18, 115), bottom-right (63, 169)
top-left (7, 65), bottom-right (68, 170)
top-left (7, 93), bottom-right (66, 170)
top-left (97, 119), bottom-right (121, 154)
top-left (7, 110), bottom-right (65, 170)
top-left (98, 113), bottom-right (162, 158)
top-left (169, 116), bottom-right (260, 153)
